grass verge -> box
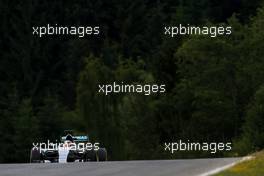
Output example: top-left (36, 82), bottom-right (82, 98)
top-left (214, 151), bottom-right (264, 176)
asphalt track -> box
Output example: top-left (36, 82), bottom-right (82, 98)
top-left (0, 158), bottom-right (241, 176)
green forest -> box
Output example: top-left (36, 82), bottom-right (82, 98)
top-left (1, 0), bottom-right (264, 162)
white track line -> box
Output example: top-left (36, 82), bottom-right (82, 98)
top-left (197, 156), bottom-right (253, 176)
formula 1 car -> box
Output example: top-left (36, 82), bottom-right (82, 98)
top-left (30, 130), bottom-right (107, 163)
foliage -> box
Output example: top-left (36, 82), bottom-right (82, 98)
top-left (1, 0), bottom-right (264, 162)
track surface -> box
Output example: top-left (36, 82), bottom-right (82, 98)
top-left (0, 158), bottom-right (241, 176)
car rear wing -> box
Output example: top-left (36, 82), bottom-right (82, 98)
top-left (61, 135), bottom-right (89, 142)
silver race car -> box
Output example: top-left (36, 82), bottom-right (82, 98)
top-left (30, 130), bottom-right (107, 163)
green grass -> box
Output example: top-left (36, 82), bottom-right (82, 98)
top-left (214, 151), bottom-right (264, 176)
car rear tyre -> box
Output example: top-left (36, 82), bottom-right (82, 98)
top-left (85, 149), bottom-right (97, 162)
top-left (67, 150), bottom-right (76, 162)
top-left (97, 148), bottom-right (107, 161)
top-left (30, 148), bottom-right (43, 163)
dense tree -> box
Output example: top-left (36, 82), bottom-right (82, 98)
top-left (241, 86), bottom-right (264, 152)
top-left (1, 0), bottom-right (264, 162)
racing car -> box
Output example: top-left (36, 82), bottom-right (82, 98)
top-left (30, 130), bottom-right (107, 163)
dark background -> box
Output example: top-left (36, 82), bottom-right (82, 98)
top-left (1, 0), bottom-right (264, 162)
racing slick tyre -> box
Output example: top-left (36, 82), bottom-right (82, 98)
top-left (97, 148), bottom-right (107, 161)
top-left (85, 149), bottom-right (98, 162)
top-left (67, 150), bottom-right (76, 162)
top-left (30, 148), bottom-right (43, 163)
